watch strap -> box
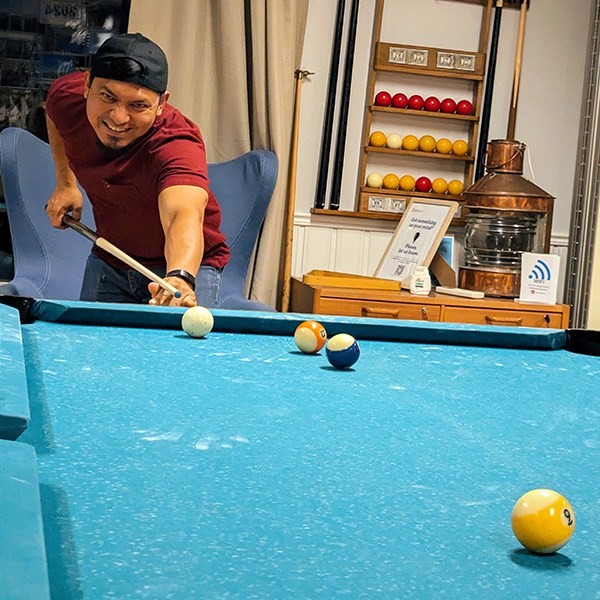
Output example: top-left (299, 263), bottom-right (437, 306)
top-left (165, 269), bottom-right (196, 291)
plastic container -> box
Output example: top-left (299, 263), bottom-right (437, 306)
top-left (409, 266), bottom-right (432, 296)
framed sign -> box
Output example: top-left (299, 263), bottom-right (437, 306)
top-left (374, 198), bottom-right (458, 284)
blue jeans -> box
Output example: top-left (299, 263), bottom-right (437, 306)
top-left (80, 253), bottom-right (222, 307)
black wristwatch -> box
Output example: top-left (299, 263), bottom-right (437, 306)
top-left (165, 269), bottom-right (196, 291)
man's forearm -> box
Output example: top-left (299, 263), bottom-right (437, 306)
top-left (159, 185), bottom-right (209, 277)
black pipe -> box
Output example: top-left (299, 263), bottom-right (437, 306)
top-left (475, 1), bottom-right (504, 181)
top-left (328, 0), bottom-right (360, 210)
top-left (314, 0), bottom-right (347, 209)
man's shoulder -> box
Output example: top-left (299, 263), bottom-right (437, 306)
top-left (47, 71), bottom-right (86, 98)
top-left (155, 105), bottom-right (203, 140)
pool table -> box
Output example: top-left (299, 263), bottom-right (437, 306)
top-left (1, 299), bottom-right (599, 599)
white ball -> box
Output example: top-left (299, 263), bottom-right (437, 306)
top-left (366, 172), bottom-right (383, 188)
top-left (386, 133), bottom-right (402, 149)
top-left (181, 306), bottom-right (214, 338)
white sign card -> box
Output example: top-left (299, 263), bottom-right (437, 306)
top-left (374, 198), bottom-right (458, 285)
top-left (519, 252), bottom-right (561, 304)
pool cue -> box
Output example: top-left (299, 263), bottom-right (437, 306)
top-left (328, 0), bottom-right (360, 210)
top-left (314, 0), bottom-right (346, 209)
top-left (506, 0), bottom-right (528, 140)
top-left (62, 214), bottom-right (182, 298)
top-left (281, 69), bottom-right (313, 313)
top-left (475, 0), bottom-right (504, 181)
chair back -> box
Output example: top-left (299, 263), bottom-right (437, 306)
top-left (208, 150), bottom-right (278, 310)
top-left (0, 127), bottom-right (278, 309)
top-left (0, 127), bottom-right (94, 300)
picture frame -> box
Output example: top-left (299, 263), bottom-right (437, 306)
top-left (374, 197), bottom-right (458, 284)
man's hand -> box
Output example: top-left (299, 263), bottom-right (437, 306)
top-left (46, 186), bottom-right (84, 229)
top-left (148, 278), bottom-right (197, 307)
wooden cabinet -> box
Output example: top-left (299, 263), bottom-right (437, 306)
top-left (290, 278), bottom-right (570, 329)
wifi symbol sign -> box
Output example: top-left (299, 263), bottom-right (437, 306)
top-left (528, 259), bottom-right (552, 281)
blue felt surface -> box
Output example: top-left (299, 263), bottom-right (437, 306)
top-left (16, 318), bottom-right (600, 599)
top-left (0, 303), bottom-right (30, 439)
top-left (0, 440), bottom-right (50, 600)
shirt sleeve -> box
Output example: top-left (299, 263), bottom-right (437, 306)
top-left (150, 133), bottom-right (211, 194)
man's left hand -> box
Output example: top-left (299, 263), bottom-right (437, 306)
top-left (148, 279), bottom-right (196, 307)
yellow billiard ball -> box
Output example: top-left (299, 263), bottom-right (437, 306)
top-left (369, 131), bottom-right (387, 147)
top-left (431, 177), bottom-right (448, 194)
top-left (382, 173), bottom-right (400, 190)
top-left (399, 175), bottom-right (416, 191)
top-left (447, 179), bottom-right (464, 196)
top-left (511, 489), bottom-right (575, 554)
top-left (402, 134), bottom-right (419, 151)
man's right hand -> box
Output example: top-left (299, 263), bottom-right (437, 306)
top-left (46, 187), bottom-right (84, 229)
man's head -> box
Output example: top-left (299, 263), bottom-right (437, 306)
top-left (85, 33), bottom-right (170, 150)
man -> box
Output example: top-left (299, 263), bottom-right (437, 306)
top-left (45, 33), bottom-right (229, 307)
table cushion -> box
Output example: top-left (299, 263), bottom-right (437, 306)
top-left (0, 439), bottom-right (50, 600)
top-left (0, 303), bottom-right (30, 439)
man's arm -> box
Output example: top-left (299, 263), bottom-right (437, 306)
top-left (45, 115), bottom-right (83, 228)
top-left (148, 184), bottom-right (208, 307)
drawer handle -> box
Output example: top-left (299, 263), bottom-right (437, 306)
top-left (485, 315), bottom-right (523, 326)
top-left (362, 307), bottom-right (400, 319)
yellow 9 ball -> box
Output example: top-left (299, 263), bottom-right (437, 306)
top-left (399, 175), bottom-right (416, 191)
top-left (382, 173), bottom-right (400, 190)
top-left (447, 179), bottom-right (464, 195)
top-left (436, 138), bottom-right (453, 154)
top-left (511, 489), bottom-right (575, 554)
top-left (366, 172), bottom-right (383, 188)
top-left (452, 139), bottom-right (469, 156)
top-left (369, 131), bottom-right (387, 147)
top-left (418, 135), bottom-right (437, 152)
top-left (386, 133), bottom-right (402, 149)
top-left (402, 134), bottom-right (419, 151)
top-left (431, 177), bottom-right (448, 194)
top-left (294, 320), bottom-right (327, 354)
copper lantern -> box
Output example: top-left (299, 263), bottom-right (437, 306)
top-left (458, 139), bottom-right (554, 297)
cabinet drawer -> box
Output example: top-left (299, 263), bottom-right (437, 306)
top-left (318, 298), bottom-right (441, 321)
top-left (444, 307), bottom-right (562, 328)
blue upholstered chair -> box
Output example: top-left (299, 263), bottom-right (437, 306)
top-left (0, 127), bottom-right (93, 300)
top-left (0, 127), bottom-right (278, 310)
top-left (210, 150), bottom-right (278, 311)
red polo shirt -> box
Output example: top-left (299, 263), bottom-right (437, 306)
top-left (45, 71), bottom-right (229, 270)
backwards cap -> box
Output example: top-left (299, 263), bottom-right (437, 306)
top-left (91, 33), bottom-right (168, 94)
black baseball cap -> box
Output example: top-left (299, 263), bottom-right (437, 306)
top-left (91, 33), bottom-right (168, 94)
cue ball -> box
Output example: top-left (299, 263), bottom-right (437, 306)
top-left (326, 333), bottom-right (360, 369)
top-left (511, 489), bottom-right (575, 554)
top-left (181, 306), bottom-right (214, 338)
top-left (294, 320), bottom-right (327, 354)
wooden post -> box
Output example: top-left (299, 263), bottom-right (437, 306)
top-left (281, 69), bottom-right (313, 312)
top-left (506, 0), bottom-right (528, 140)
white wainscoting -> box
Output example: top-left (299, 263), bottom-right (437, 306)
top-left (291, 213), bottom-right (570, 303)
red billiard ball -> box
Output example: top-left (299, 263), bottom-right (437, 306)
top-left (374, 91), bottom-right (392, 107)
top-left (456, 100), bottom-right (474, 115)
top-left (391, 92), bottom-right (408, 108)
top-left (415, 176), bottom-right (432, 193)
top-left (408, 94), bottom-right (425, 110)
top-left (440, 98), bottom-right (457, 113)
top-left (424, 96), bottom-right (441, 112)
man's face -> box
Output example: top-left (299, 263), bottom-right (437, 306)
top-left (84, 73), bottom-right (169, 150)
